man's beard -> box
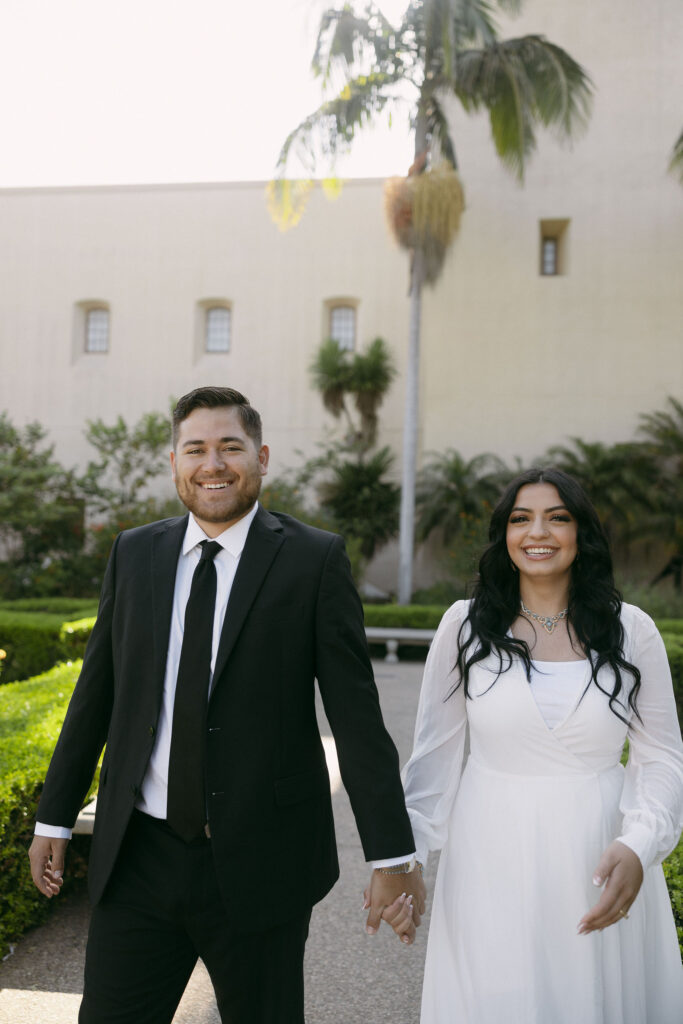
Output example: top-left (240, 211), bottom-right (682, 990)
top-left (175, 472), bottom-right (262, 525)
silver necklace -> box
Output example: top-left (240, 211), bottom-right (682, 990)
top-left (520, 598), bottom-right (569, 635)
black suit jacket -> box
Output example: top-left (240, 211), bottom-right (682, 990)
top-left (37, 507), bottom-right (414, 931)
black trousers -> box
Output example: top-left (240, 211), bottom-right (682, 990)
top-left (79, 810), bottom-right (312, 1024)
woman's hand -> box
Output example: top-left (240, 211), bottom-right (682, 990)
top-left (577, 840), bottom-right (643, 934)
top-left (363, 866), bottom-right (426, 944)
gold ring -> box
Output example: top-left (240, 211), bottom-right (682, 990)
top-left (618, 908), bottom-right (629, 919)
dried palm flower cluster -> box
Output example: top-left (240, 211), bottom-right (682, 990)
top-left (384, 162), bottom-right (465, 283)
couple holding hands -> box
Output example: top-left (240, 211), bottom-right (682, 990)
top-left (30, 387), bottom-right (682, 1023)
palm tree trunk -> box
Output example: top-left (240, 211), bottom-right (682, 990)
top-left (397, 251), bottom-right (423, 604)
top-left (397, 97), bottom-right (429, 605)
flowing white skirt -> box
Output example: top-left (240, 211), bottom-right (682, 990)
top-left (421, 758), bottom-right (682, 1024)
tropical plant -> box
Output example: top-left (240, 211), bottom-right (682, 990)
top-left (0, 415), bottom-right (83, 597)
top-left (544, 437), bottom-right (657, 544)
top-left (416, 450), bottom-right (508, 542)
top-left (637, 396), bottom-right (683, 590)
top-left (318, 445), bottom-right (400, 559)
top-left (310, 336), bottom-right (396, 449)
top-left (670, 128), bottom-right (683, 184)
top-left (275, 0), bottom-right (593, 602)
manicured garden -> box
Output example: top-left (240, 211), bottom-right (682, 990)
top-left (0, 600), bottom-right (681, 959)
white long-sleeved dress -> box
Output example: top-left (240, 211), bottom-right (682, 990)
top-left (402, 601), bottom-right (683, 1024)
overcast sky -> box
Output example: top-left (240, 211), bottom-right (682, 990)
top-left (0, 0), bottom-right (415, 188)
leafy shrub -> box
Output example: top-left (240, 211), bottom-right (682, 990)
top-left (0, 612), bottom-right (95, 683)
top-left (659, 632), bottom-right (683, 725)
top-left (662, 840), bottom-right (683, 953)
top-left (619, 582), bottom-right (683, 620)
top-left (363, 604), bottom-right (447, 629)
top-left (0, 662), bottom-right (95, 957)
top-left (0, 598), bottom-right (99, 617)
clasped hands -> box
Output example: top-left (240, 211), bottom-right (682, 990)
top-left (364, 866), bottom-right (426, 945)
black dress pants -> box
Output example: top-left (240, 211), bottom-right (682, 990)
top-left (79, 811), bottom-right (311, 1024)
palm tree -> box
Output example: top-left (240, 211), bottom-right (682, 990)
top-left (670, 128), bottom-right (683, 184)
top-left (310, 336), bottom-right (396, 449)
top-left (545, 437), bottom-right (657, 544)
top-left (416, 449), bottom-right (508, 543)
top-left (637, 397), bottom-right (683, 589)
top-left (276, 0), bottom-right (593, 602)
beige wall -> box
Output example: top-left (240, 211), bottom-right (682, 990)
top-left (0, 0), bottom-right (681, 590)
top-left (0, 180), bottom-right (410, 480)
top-left (421, 0), bottom-right (683, 460)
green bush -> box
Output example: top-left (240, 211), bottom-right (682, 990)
top-left (656, 620), bottom-right (683, 635)
top-left (0, 662), bottom-right (94, 957)
top-left (619, 583), bottom-right (683, 620)
top-left (363, 604), bottom-right (447, 629)
top-left (663, 840), bottom-right (683, 953)
top-left (660, 632), bottom-right (683, 725)
top-left (0, 611), bottom-right (95, 683)
top-left (0, 598), bottom-right (99, 617)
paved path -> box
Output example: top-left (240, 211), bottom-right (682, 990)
top-left (0, 660), bottom-right (436, 1023)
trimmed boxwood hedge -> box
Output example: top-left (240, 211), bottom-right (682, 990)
top-left (0, 611), bottom-right (96, 684)
top-left (0, 598), bottom-right (99, 617)
top-left (0, 662), bottom-right (96, 957)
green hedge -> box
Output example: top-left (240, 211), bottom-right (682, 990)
top-left (0, 662), bottom-right (95, 957)
top-left (0, 598), bottom-right (99, 617)
top-left (362, 604), bottom-right (447, 629)
top-left (0, 611), bottom-right (96, 684)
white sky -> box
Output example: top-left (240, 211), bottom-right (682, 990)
top-left (0, 0), bottom-right (415, 188)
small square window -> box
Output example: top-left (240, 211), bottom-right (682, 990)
top-left (85, 308), bottom-right (109, 352)
top-left (542, 238), bottom-right (558, 276)
top-left (205, 307), bottom-right (231, 353)
top-left (329, 305), bottom-right (356, 351)
top-left (539, 219), bottom-right (569, 276)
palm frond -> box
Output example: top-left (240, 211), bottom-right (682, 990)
top-left (310, 339), bottom-right (354, 418)
top-left (275, 70), bottom-right (407, 179)
top-left (638, 396), bottom-right (683, 455)
top-left (669, 128), bottom-right (683, 185)
top-left (426, 92), bottom-right (458, 166)
top-left (455, 35), bottom-right (592, 180)
top-left (313, 4), bottom-right (403, 86)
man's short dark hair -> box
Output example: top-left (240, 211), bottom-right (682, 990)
top-left (172, 386), bottom-right (263, 448)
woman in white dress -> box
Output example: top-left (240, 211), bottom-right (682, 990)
top-left (401, 468), bottom-right (683, 1024)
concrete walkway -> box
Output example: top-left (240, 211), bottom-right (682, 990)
top-left (0, 660), bottom-right (436, 1024)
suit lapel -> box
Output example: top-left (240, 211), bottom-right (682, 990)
top-left (151, 515), bottom-right (188, 692)
top-left (211, 507), bottom-right (284, 693)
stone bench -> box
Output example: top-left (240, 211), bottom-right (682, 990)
top-left (365, 626), bottom-right (435, 663)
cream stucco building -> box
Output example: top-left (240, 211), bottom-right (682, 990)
top-left (0, 0), bottom-right (681, 589)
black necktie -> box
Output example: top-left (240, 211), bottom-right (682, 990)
top-left (166, 539), bottom-right (222, 842)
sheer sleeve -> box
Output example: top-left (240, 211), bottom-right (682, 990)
top-left (616, 605), bottom-right (683, 872)
top-left (401, 601), bottom-right (469, 866)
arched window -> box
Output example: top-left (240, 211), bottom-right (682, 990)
top-left (85, 307), bottom-right (110, 353)
top-left (329, 304), bottom-right (356, 351)
top-left (205, 306), bottom-right (231, 353)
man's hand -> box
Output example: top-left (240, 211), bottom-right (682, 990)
top-left (363, 867), bottom-right (427, 945)
top-left (29, 835), bottom-right (69, 898)
top-left (577, 840), bottom-right (643, 934)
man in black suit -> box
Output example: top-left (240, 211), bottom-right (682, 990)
top-left (29, 386), bottom-right (425, 1023)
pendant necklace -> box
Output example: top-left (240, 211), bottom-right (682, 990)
top-left (520, 598), bottom-right (569, 635)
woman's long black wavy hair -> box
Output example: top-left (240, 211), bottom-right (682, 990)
top-left (453, 467), bottom-right (641, 721)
